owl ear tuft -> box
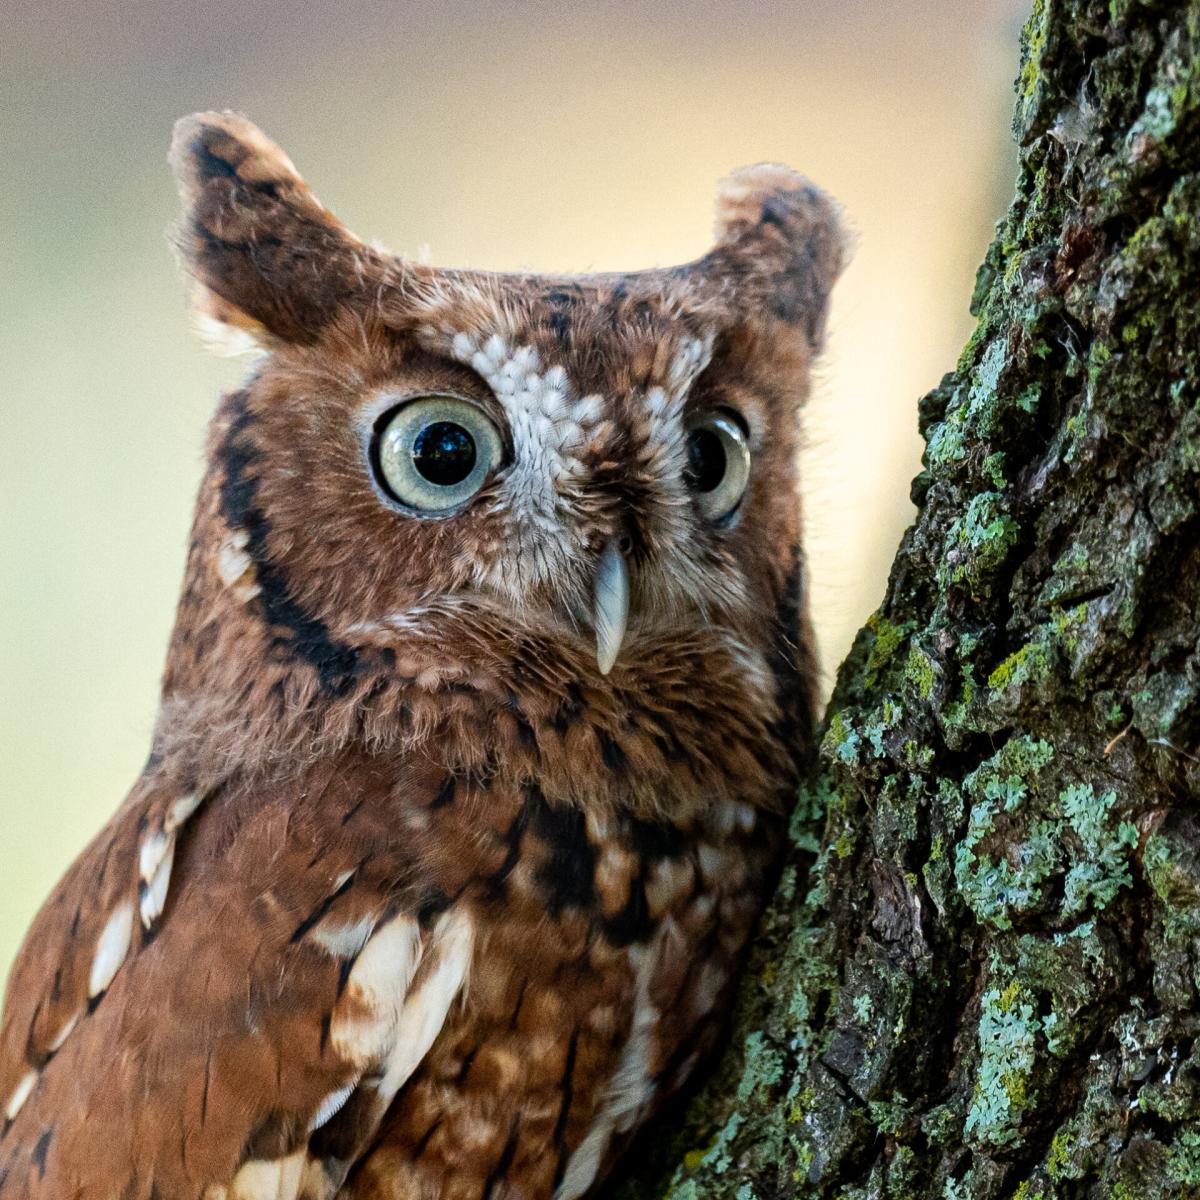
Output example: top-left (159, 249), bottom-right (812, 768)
top-left (708, 164), bottom-right (847, 351)
top-left (169, 111), bottom-right (377, 353)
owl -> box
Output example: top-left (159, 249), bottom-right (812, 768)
top-left (0, 112), bottom-right (842, 1200)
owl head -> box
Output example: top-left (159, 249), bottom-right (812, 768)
top-left (163, 113), bottom-right (842, 771)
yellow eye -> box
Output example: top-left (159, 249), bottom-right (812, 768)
top-left (684, 410), bottom-right (751, 521)
top-left (373, 396), bottom-right (504, 514)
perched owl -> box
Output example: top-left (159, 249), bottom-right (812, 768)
top-left (0, 113), bottom-right (842, 1199)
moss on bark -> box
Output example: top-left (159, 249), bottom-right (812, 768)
top-left (616, 1), bottom-right (1200, 1196)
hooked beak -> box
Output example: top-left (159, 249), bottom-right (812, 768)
top-left (592, 538), bottom-right (630, 675)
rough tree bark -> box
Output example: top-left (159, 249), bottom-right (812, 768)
top-left (617, 1), bottom-right (1200, 1197)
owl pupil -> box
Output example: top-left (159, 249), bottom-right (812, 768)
top-left (685, 428), bottom-right (726, 493)
top-left (412, 422), bottom-right (477, 486)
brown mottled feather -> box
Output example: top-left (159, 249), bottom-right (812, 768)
top-left (0, 111), bottom-right (842, 1199)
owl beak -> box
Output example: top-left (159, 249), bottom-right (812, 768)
top-left (593, 538), bottom-right (630, 675)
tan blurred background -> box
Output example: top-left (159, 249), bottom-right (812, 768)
top-left (0, 0), bottom-right (1025, 975)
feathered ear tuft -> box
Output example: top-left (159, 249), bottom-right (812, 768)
top-left (707, 164), bottom-right (847, 351)
top-left (168, 111), bottom-right (380, 353)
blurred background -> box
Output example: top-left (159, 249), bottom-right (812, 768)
top-left (0, 0), bottom-right (1025, 974)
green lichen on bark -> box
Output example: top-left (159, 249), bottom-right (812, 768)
top-left (614, 1), bottom-right (1200, 1197)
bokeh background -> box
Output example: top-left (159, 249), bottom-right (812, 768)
top-left (0, 0), bottom-right (1026, 975)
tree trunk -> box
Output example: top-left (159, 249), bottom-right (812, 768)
top-left (616, 1), bottom-right (1200, 1196)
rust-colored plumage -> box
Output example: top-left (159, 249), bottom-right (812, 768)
top-left (0, 113), bottom-right (843, 1199)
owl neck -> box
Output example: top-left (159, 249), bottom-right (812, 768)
top-left (156, 572), bottom-right (812, 820)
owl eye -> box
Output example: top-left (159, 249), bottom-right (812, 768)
top-left (372, 396), bottom-right (504, 514)
top-left (684, 410), bottom-right (751, 521)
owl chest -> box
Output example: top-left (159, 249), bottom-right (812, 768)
top-left (361, 785), bottom-right (781, 1200)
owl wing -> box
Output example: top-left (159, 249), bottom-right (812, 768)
top-left (0, 749), bottom-right (471, 1200)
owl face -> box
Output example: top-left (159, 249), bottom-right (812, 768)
top-left (171, 114), bottom-right (843, 688)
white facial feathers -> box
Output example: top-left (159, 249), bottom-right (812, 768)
top-left (430, 329), bottom-right (600, 529)
top-left (643, 334), bottom-right (715, 496)
top-left (417, 325), bottom-right (715, 518)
